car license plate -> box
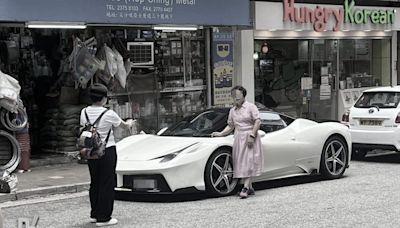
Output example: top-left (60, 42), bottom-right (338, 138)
top-left (360, 119), bottom-right (382, 126)
top-left (133, 179), bottom-right (156, 189)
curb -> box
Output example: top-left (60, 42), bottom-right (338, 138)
top-left (0, 182), bottom-right (90, 203)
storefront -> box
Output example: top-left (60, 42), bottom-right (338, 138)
top-left (0, 0), bottom-right (250, 154)
top-left (252, 0), bottom-right (400, 121)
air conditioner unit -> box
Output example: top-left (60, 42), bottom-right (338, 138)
top-left (127, 42), bottom-right (154, 66)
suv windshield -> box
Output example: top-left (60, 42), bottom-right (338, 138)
top-left (160, 109), bottom-right (229, 137)
top-left (355, 92), bottom-right (400, 109)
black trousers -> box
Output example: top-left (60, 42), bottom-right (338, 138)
top-left (87, 146), bottom-right (117, 222)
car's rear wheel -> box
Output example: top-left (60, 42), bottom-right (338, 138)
top-left (204, 148), bottom-right (239, 197)
top-left (351, 148), bottom-right (368, 160)
top-left (320, 136), bottom-right (348, 179)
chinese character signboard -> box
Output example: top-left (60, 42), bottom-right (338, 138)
top-left (0, 0), bottom-right (250, 26)
top-left (212, 31), bottom-right (234, 107)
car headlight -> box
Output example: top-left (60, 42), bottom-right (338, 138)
top-left (155, 143), bottom-right (199, 163)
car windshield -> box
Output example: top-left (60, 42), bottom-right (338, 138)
top-left (160, 109), bottom-right (229, 137)
top-left (354, 92), bottom-right (400, 108)
top-left (259, 112), bottom-right (288, 133)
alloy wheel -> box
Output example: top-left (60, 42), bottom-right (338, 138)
top-left (324, 140), bottom-right (347, 176)
top-left (209, 152), bottom-right (238, 195)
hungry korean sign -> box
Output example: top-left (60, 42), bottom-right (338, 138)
top-left (283, 0), bottom-right (395, 32)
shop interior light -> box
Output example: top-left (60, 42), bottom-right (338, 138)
top-left (153, 25), bottom-right (198, 31)
top-left (26, 22), bottom-right (86, 29)
top-left (253, 52), bottom-right (259, 60)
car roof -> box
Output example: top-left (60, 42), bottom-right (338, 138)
top-left (363, 86), bottom-right (400, 93)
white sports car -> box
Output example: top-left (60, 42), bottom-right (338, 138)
top-left (115, 108), bottom-right (351, 197)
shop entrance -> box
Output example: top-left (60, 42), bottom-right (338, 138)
top-left (307, 39), bottom-right (339, 121)
top-left (255, 38), bottom-right (391, 121)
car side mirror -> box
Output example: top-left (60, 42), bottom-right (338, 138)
top-left (257, 130), bottom-right (266, 138)
top-left (157, 127), bottom-right (168, 136)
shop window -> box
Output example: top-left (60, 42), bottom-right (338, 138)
top-left (254, 40), bottom-right (307, 117)
top-left (0, 26), bottom-right (209, 154)
top-left (339, 39), bottom-right (391, 89)
top-left (109, 29), bottom-right (208, 137)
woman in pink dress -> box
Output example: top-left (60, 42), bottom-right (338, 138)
top-left (212, 86), bottom-right (264, 199)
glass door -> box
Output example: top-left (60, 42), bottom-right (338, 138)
top-left (254, 39), bottom-right (339, 121)
top-left (308, 39), bottom-right (339, 121)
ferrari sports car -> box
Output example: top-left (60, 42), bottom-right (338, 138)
top-left (115, 108), bottom-right (351, 197)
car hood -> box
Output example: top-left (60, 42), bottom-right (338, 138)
top-left (116, 135), bottom-right (203, 161)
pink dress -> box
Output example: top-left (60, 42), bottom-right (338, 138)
top-left (228, 101), bottom-right (264, 178)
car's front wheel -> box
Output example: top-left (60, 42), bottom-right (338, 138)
top-left (204, 148), bottom-right (239, 197)
top-left (320, 136), bottom-right (348, 179)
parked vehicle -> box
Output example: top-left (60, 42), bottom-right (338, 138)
top-left (342, 86), bottom-right (400, 159)
top-left (116, 108), bottom-right (351, 197)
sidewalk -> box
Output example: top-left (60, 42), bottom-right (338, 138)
top-left (0, 160), bottom-right (90, 203)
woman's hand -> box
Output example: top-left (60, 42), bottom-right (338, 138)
top-left (126, 119), bottom-right (135, 127)
top-left (121, 119), bottom-right (136, 129)
top-left (211, 132), bottom-right (223, 137)
top-left (247, 134), bottom-right (255, 147)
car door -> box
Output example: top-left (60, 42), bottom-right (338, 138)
top-left (253, 112), bottom-right (298, 181)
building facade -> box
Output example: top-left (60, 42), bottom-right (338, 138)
top-left (235, 0), bottom-right (400, 121)
top-left (0, 0), bottom-right (251, 154)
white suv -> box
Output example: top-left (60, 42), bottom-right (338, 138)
top-left (342, 86), bottom-right (400, 159)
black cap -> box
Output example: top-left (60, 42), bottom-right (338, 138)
top-left (89, 83), bottom-right (108, 98)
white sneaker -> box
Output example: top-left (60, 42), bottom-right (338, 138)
top-left (96, 218), bottom-right (118, 227)
top-left (89, 218), bottom-right (96, 223)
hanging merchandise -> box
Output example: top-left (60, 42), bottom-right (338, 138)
top-left (4, 39), bottom-right (19, 65)
top-left (105, 45), bottom-right (118, 77)
top-left (0, 105), bottom-right (28, 131)
top-left (124, 60), bottom-right (133, 77)
top-left (69, 37), bottom-right (102, 87)
top-left (0, 70), bottom-right (21, 113)
top-left (95, 44), bottom-right (117, 85)
top-left (113, 47), bottom-right (127, 88)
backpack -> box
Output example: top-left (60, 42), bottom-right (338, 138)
top-left (78, 109), bottom-right (111, 159)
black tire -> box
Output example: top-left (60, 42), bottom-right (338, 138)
top-left (204, 148), bottom-right (239, 197)
top-left (351, 148), bottom-right (368, 160)
top-left (320, 136), bottom-right (348, 179)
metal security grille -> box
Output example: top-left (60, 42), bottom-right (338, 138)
top-left (127, 42), bottom-right (154, 66)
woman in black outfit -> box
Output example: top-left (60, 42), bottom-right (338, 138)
top-left (80, 83), bottom-right (133, 227)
